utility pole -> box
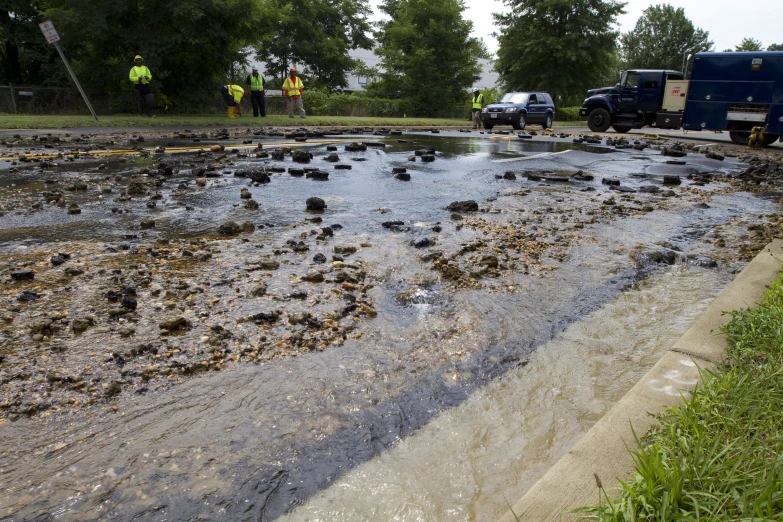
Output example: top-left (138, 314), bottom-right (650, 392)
top-left (38, 20), bottom-right (98, 121)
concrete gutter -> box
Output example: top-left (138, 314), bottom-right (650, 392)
top-left (499, 240), bottom-right (783, 522)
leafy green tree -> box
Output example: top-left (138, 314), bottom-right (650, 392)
top-left (369, 0), bottom-right (484, 117)
top-left (620, 4), bottom-right (712, 71)
top-left (1, 1), bottom-right (65, 85)
top-left (735, 38), bottom-right (763, 52)
top-left (494, 0), bottom-right (626, 103)
top-left (767, 43), bottom-right (783, 51)
top-left (255, 0), bottom-right (372, 89)
top-left (41, 0), bottom-right (275, 109)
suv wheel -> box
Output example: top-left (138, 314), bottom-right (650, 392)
top-left (587, 108), bottom-right (611, 132)
top-left (542, 114), bottom-right (553, 129)
top-left (482, 120), bottom-right (494, 130)
top-left (512, 113), bottom-right (526, 131)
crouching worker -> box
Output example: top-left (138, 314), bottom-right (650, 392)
top-left (129, 55), bottom-right (155, 117)
top-left (221, 84), bottom-right (245, 118)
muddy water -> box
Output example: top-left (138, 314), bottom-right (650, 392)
top-left (281, 265), bottom-right (728, 521)
top-left (0, 132), bottom-right (776, 521)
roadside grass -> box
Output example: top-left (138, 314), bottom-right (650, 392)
top-left (0, 113), bottom-right (586, 130)
top-left (576, 269), bottom-right (783, 520)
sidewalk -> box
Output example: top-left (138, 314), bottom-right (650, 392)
top-left (499, 240), bottom-right (783, 522)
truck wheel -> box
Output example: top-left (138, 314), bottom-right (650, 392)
top-left (762, 134), bottom-right (780, 146)
top-left (587, 108), bottom-right (611, 132)
top-left (612, 125), bottom-right (632, 133)
top-left (729, 130), bottom-right (750, 145)
top-left (542, 114), bottom-right (553, 129)
top-left (512, 114), bottom-right (526, 130)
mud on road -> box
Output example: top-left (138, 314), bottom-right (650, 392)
top-left (1, 125), bottom-right (783, 519)
top-left (2, 126), bottom-right (782, 421)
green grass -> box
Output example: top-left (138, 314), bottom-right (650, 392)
top-left (0, 113), bottom-right (587, 130)
top-left (577, 270), bottom-right (783, 521)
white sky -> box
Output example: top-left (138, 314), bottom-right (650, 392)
top-left (368, 0), bottom-right (783, 57)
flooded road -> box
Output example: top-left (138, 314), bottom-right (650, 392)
top-left (1, 129), bottom-right (780, 520)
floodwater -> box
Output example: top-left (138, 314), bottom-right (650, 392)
top-left (0, 131), bottom-right (774, 521)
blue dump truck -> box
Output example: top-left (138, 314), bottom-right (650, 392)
top-left (580, 51), bottom-right (783, 146)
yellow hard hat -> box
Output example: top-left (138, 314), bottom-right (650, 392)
top-left (134, 55), bottom-right (143, 61)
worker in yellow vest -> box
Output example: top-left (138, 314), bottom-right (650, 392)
top-left (245, 67), bottom-right (266, 117)
top-left (471, 88), bottom-right (485, 129)
top-left (282, 68), bottom-right (305, 119)
top-left (129, 55), bottom-right (154, 117)
top-left (221, 84), bottom-right (244, 118)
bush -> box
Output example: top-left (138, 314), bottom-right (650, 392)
top-left (556, 106), bottom-right (583, 121)
top-left (299, 88), bottom-right (407, 117)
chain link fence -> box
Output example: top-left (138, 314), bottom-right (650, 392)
top-left (1, 84), bottom-right (471, 119)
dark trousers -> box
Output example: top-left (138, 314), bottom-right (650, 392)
top-left (221, 86), bottom-right (236, 107)
top-left (134, 84), bottom-right (153, 116)
top-left (250, 90), bottom-right (265, 117)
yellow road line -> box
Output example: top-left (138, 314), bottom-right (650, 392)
top-left (0, 139), bottom-right (352, 162)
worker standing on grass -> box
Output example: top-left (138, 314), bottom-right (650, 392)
top-left (221, 84), bottom-right (244, 118)
top-left (129, 55), bottom-right (155, 117)
top-left (471, 88), bottom-right (484, 129)
top-left (282, 68), bottom-right (305, 119)
top-left (246, 67), bottom-right (266, 117)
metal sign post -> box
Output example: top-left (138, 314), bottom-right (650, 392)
top-left (38, 20), bottom-right (98, 121)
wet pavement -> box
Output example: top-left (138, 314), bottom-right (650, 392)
top-left (1, 127), bottom-right (782, 520)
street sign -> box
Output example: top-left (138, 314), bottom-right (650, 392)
top-left (38, 21), bottom-right (60, 44)
top-left (37, 20), bottom-right (98, 121)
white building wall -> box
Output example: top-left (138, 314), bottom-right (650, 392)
top-left (247, 49), bottom-right (499, 93)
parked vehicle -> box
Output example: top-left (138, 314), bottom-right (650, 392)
top-left (481, 91), bottom-right (555, 131)
top-left (580, 52), bottom-right (783, 146)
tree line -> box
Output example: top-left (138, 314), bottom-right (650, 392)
top-left (2, 0), bottom-right (782, 115)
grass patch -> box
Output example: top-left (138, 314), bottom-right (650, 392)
top-left (577, 270), bottom-right (783, 521)
top-left (0, 113), bottom-right (587, 131)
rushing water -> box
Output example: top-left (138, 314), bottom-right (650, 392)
top-left (0, 132), bottom-right (773, 521)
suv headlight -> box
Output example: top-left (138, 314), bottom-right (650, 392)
top-left (481, 108), bottom-right (487, 113)
top-left (504, 107), bottom-right (517, 113)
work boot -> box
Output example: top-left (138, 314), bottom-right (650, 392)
top-left (228, 107), bottom-right (236, 118)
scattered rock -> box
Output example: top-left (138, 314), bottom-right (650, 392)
top-left (218, 221), bottom-right (242, 236)
top-left (159, 316), bottom-right (192, 334)
top-left (11, 270), bottom-right (35, 281)
top-left (446, 200), bottom-right (478, 212)
top-left (306, 197), bottom-right (327, 211)
top-left (334, 245), bottom-right (357, 255)
top-left (71, 317), bottom-right (94, 334)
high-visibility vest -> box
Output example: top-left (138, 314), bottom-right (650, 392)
top-left (227, 85), bottom-right (244, 102)
top-left (472, 93), bottom-right (484, 109)
top-left (130, 65), bottom-right (152, 85)
top-left (283, 76), bottom-right (303, 97)
top-left (249, 73), bottom-right (264, 91)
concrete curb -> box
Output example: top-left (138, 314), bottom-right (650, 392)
top-left (499, 240), bottom-right (783, 522)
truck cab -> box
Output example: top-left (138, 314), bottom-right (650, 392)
top-left (580, 70), bottom-right (684, 133)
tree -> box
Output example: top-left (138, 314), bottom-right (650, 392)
top-left (255, 0), bottom-right (373, 89)
top-left (767, 43), bottom-right (783, 51)
top-left (494, 0), bottom-right (626, 104)
top-left (42, 0), bottom-right (276, 109)
top-left (735, 38), bottom-right (763, 52)
top-left (620, 4), bottom-right (713, 71)
top-left (369, 0), bottom-right (484, 117)
top-left (1, 1), bottom-right (65, 86)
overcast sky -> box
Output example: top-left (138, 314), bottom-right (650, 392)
top-left (368, 0), bottom-right (783, 57)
